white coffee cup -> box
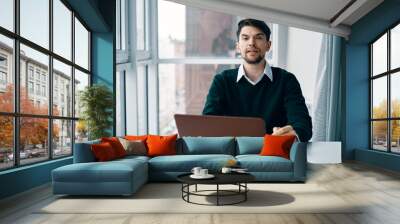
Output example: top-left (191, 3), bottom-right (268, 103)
top-left (200, 169), bottom-right (208, 176)
top-left (191, 167), bottom-right (202, 176)
top-left (221, 167), bottom-right (232, 174)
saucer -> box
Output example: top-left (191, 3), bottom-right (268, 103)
top-left (190, 174), bottom-right (215, 179)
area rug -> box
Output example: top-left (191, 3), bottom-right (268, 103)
top-left (37, 183), bottom-right (362, 214)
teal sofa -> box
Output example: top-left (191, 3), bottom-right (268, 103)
top-left (52, 137), bottom-right (307, 195)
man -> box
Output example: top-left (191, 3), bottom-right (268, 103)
top-left (202, 18), bottom-right (312, 142)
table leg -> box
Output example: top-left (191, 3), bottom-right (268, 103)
top-left (181, 184), bottom-right (183, 199)
top-left (217, 184), bottom-right (219, 206)
top-left (245, 183), bottom-right (247, 201)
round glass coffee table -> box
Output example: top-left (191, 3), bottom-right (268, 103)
top-left (177, 172), bottom-right (255, 206)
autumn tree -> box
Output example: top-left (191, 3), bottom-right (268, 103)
top-left (0, 84), bottom-right (60, 151)
top-left (372, 99), bottom-right (400, 144)
top-left (0, 85), bottom-right (14, 149)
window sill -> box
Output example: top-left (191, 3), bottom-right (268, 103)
top-left (0, 156), bottom-right (72, 175)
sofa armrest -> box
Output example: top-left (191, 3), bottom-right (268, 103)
top-left (289, 142), bottom-right (308, 181)
top-left (73, 140), bottom-right (100, 163)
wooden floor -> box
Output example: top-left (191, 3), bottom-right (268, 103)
top-left (1, 162), bottom-right (400, 224)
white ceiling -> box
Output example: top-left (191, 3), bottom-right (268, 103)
top-left (169, 0), bottom-right (384, 38)
top-left (225, 0), bottom-right (352, 23)
top-left (223, 0), bottom-right (383, 26)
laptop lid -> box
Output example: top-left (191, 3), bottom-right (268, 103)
top-left (174, 114), bottom-right (266, 137)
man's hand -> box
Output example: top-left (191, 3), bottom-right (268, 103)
top-left (272, 125), bottom-right (297, 136)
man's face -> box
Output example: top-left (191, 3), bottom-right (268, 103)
top-left (236, 26), bottom-right (271, 64)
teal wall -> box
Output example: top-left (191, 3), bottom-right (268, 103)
top-left (92, 33), bottom-right (114, 91)
top-left (0, 158), bottom-right (72, 199)
top-left (345, 0), bottom-right (400, 171)
top-left (91, 32), bottom-right (115, 135)
top-left (0, 0), bottom-right (115, 200)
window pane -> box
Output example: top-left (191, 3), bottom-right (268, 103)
top-left (391, 24), bottom-right (400, 70)
top-left (0, 0), bottom-right (14, 31)
top-left (75, 120), bottom-right (88, 143)
top-left (53, 0), bottom-right (72, 60)
top-left (75, 18), bottom-right (89, 70)
top-left (372, 121), bottom-right (387, 151)
top-left (0, 116), bottom-right (13, 170)
top-left (121, 0), bottom-right (126, 50)
top-left (20, 117), bottom-right (49, 165)
top-left (116, 71), bottom-right (125, 135)
top-left (137, 0), bottom-right (145, 50)
top-left (53, 119), bottom-right (72, 158)
top-left (0, 34), bottom-right (14, 112)
top-left (372, 77), bottom-right (387, 119)
top-left (20, 0), bottom-right (49, 49)
top-left (53, 59), bottom-right (72, 117)
top-left (137, 65), bottom-right (147, 133)
top-left (20, 44), bottom-right (49, 115)
top-left (391, 72), bottom-right (400, 118)
top-left (116, 0), bottom-right (121, 50)
top-left (74, 69), bottom-right (89, 118)
top-left (158, 0), bottom-right (240, 58)
top-left (372, 33), bottom-right (387, 76)
top-left (391, 120), bottom-right (400, 153)
top-left (158, 64), bottom-right (238, 134)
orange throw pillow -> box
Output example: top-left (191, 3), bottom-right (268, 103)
top-left (91, 142), bottom-right (117, 161)
top-left (125, 135), bottom-right (148, 141)
top-left (101, 137), bottom-right (127, 158)
top-left (146, 134), bottom-right (178, 157)
top-left (259, 134), bottom-right (296, 159)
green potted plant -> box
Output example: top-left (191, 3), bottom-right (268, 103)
top-left (79, 84), bottom-right (114, 140)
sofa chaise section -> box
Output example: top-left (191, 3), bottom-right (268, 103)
top-left (52, 141), bottom-right (149, 196)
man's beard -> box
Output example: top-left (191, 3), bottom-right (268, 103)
top-left (243, 54), bottom-right (264, 64)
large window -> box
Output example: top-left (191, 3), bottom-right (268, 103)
top-left (157, 0), bottom-right (242, 135)
top-left (156, 0), bottom-right (321, 135)
top-left (117, 0), bottom-right (321, 136)
top-left (0, 0), bottom-right (91, 171)
top-left (370, 23), bottom-right (400, 153)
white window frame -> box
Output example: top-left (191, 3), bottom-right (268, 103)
top-left (120, 0), bottom-right (288, 135)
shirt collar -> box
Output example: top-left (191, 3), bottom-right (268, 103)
top-left (236, 61), bottom-right (273, 85)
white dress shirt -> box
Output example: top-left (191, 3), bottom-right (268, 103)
top-left (236, 61), bottom-right (273, 85)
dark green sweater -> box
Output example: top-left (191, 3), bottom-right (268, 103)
top-left (202, 67), bottom-right (312, 142)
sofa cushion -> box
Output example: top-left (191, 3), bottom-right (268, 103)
top-left (125, 135), bottom-right (148, 141)
top-left (118, 138), bottom-right (147, 156)
top-left (91, 142), bottom-right (118, 161)
top-left (260, 134), bottom-right (296, 159)
top-left (101, 137), bottom-right (127, 158)
top-left (148, 154), bottom-right (235, 172)
top-left (236, 137), bottom-right (263, 155)
top-left (73, 140), bottom-right (100, 163)
top-left (115, 155), bottom-right (150, 163)
top-left (181, 137), bottom-right (235, 155)
top-left (147, 134), bottom-right (178, 157)
top-left (52, 159), bottom-right (147, 183)
top-left (236, 155), bottom-right (293, 172)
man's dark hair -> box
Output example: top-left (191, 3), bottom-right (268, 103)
top-left (236, 19), bottom-right (271, 41)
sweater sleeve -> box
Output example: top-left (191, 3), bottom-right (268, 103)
top-left (284, 73), bottom-right (312, 142)
top-left (202, 74), bottom-right (225, 115)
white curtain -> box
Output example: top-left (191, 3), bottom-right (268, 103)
top-left (312, 34), bottom-right (343, 141)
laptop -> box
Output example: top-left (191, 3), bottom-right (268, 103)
top-left (174, 114), bottom-right (266, 137)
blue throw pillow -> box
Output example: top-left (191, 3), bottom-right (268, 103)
top-left (73, 139), bottom-right (100, 163)
top-left (181, 137), bottom-right (235, 155)
top-left (236, 137), bottom-right (263, 155)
